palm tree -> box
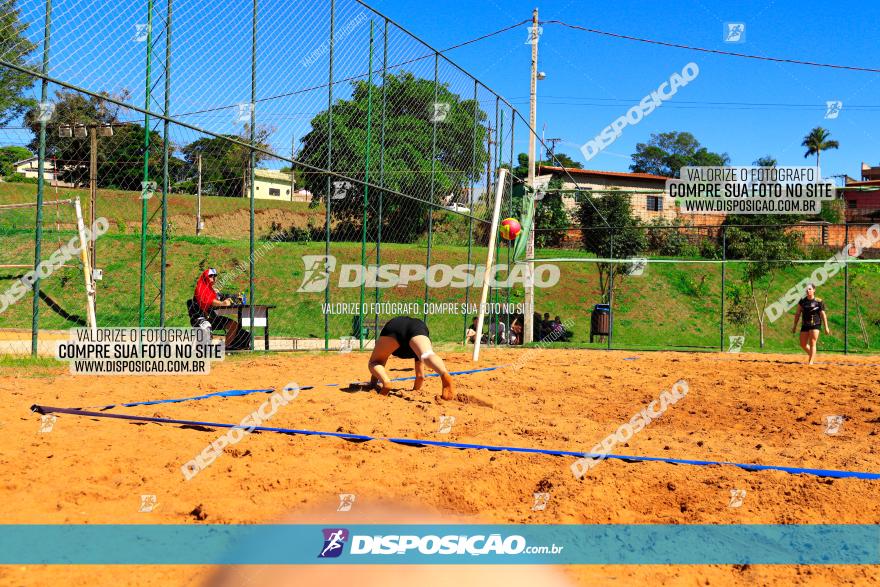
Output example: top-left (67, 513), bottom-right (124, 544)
top-left (753, 155), bottom-right (777, 167)
top-left (801, 127), bottom-right (839, 170)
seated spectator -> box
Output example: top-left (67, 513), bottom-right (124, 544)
top-left (465, 317), bottom-right (479, 344)
top-left (553, 316), bottom-right (564, 335)
top-left (510, 317), bottom-right (523, 345)
top-left (538, 312), bottom-right (553, 341)
top-left (193, 268), bottom-right (241, 348)
top-left (488, 318), bottom-right (507, 344)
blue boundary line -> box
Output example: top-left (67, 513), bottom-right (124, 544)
top-left (83, 365), bottom-right (507, 410)
top-left (30, 404), bottom-right (880, 480)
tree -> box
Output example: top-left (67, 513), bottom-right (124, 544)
top-left (725, 282), bottom-right (751, 337)
top-left (816, 198), bottom-right (843, 224)
top-left (25, 89), bottom-right (121, 155)
top-left (180, 125), bottom-right (273, 198)
top-left (753, 155), bottom-right (777, 167)
top-left (541, 152), bottom-right (582, 170)
top-left (279, 164), bottom-right (306, 188)
top-left (511, 151), bottom-right (582, 178)
top-left (577, 190), bottom-right (646, 304)
top-left (96, 124), bottom-right (167, 191)
top-left (723, 215), bottom-right (804, 347)
top-left (22, 89), bottom-right (193, 191)
top-left (630, 131), bottom-right (730, 178)
top-left (0, 0), bottom-right (37, 125)
top-left (297, 72), bottom-right (489, 243)
top-left (801, 127), bottom-right (839, 169)
top-left (0, 145), bottom-right (31, 176)
top-left (534, 176), bottom-right (572, 247)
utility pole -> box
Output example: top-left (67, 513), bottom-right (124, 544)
top-left (59, 122), bottom-right (112, 304)
top-left (545, 137), bottom-right (561, 161)
top-left (196, 153), bottom-right (202, 235)
top-left (524, 7), bottom-right (539, 344)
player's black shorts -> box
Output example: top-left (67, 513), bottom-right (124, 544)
top-left (380, 316), bottom-right (430, 360)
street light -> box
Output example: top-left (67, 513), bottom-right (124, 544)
top-left (56, 122), bottom-right (115, 292)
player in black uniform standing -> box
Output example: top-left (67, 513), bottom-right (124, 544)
top-left (792, 283), bottom-right (830, 365)
top-left (367, 316), bottom-right (455, 400)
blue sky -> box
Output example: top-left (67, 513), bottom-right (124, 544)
top-left (5, 0), bottom-right (879, 181)
top-left (368, 0), bottom-right (880, 178)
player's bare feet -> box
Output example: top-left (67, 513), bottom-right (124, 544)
top-left (440, 373), bottom-right (454, 401)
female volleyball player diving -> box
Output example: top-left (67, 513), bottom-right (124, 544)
top-left (367, 316), bottom-right (455, 400)
top-left (792, 283), bottom-right (830, 365)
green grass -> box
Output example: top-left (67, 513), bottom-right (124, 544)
top-left (3, 183), bottom-right (880, 355)
top-left (0, 182), bottom-right (321, 239)
top-left (0, 354), bottom-right (66, 377)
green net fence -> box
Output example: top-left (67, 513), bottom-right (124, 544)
top-left (1, 0), bottom-right (543, 355)
top-left (3, 0), bottom-right (878, 358)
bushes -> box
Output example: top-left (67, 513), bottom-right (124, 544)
top-left (4, 173), bottom-right (38, 184)
top-left (645, 218), bottom-right (719, 259)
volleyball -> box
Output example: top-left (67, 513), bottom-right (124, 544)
top-left (500, 217), bottom-right (521, 241)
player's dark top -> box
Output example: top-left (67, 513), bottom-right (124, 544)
top-left (798, 297), bottom-right (825, 332)
top-left (380, 316), bottom-right (430, 360)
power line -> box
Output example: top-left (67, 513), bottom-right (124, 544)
top-left (541, 19), bottom-right (880, 74)
top-left (442, 19), bottom-right (530, 52)
top-left (503, 97), bottom-right (880, 110)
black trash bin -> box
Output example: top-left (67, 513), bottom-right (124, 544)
top-left (590, 304), bottom-right (611, 343)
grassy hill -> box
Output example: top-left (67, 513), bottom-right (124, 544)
top-left (3, 183), bottom-right (879, 354)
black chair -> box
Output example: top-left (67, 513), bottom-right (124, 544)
top-left (187, 298), bottom-right (253, 351)
top-left (186, 298), bottom-right (211, 329)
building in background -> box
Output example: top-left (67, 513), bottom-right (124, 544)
top-left (11, 156), bottom-right (74, 187)
top-left (537, 165), bottom-right (678, 223)
top-left (252, 169), bottom-right (311, 202)
top-left (840, 162), bottom-right (880, 221)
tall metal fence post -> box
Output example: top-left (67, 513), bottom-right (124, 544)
top-left (138, 0), bottom-right (153, 328)
top-left (720, 225), bottom-right (726, 351)
top-left (608, 229), bottom-right (614, 350)
top-left (324, 0), bottom-right (335, 351)
top-left (844, 223), bottom-right (849, 354)
top-left (358, 20), bottom-right (375, 351)
top-left (423, 52), bottom-right (439, 323)
top-left (159, 0), bottom-right (173, 326)
top-left (31, 0), bottom-right (53, 356)
top-left (248, 0), bottom-right (257, 349)
top-left (374, 19), bottom-right (388, 337)
top-left (462, 80), bottom-right (478, 342)
top-left (138, 0), bottom-right (155, 328)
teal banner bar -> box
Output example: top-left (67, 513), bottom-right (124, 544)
top-left (0, 525), bottom-right (877, 565)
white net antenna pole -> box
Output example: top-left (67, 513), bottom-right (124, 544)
top-left (473, 167), bottom-right (508, 362)
top-left (0, 198), bottom-right (95, 330)
top-left (72, 197), bottom-right (97, 332)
